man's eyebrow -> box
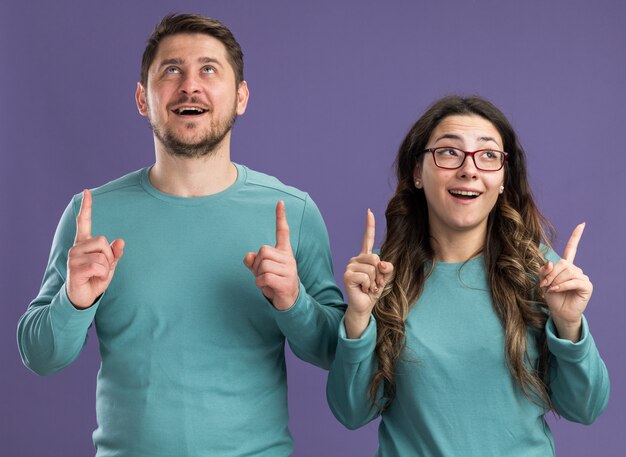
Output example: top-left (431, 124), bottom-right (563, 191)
top-left (159, 58), bottom-right (184, 68)
top-left (198, 57), bottom-right (221, 65)
top-left (158, 57), bottom-right (222, 68)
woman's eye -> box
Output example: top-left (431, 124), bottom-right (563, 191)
top-left (439, 148), bottom-right (459, 156)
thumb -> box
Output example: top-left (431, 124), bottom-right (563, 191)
top-left (378, 261), bottom-right (394, 275)
top-left (243, 252), bottom-right (256, 270)
top-left (111, 239), bottom-right (125, 263)
top-left (376, 261), bottom-right (394, 289)
top-left (539, 260), bottom-right (553, 287)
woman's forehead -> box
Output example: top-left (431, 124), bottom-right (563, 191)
top-left (430, 114), bottom-right (502, 148)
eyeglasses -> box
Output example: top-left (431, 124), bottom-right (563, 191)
top-left (423, 147), bottom-right (508, 171)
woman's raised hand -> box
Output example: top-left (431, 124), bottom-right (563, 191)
top-left (343, 209), bottom-right (393, 339)
top-left (539, 223), bottom-right (593, 342)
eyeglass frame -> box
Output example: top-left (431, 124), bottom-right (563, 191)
top-left (421, 147), bottom-right (508, 171)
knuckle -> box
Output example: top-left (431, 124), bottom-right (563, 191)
top-left (258, 260), bottom-right (271, 274)
top-left (263, 276), bottom-right (278, 289)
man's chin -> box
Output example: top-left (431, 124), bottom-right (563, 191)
top-left (150, 116), bottom-right (235, 159)
top-left (161, 133), bottom-right (229, 159)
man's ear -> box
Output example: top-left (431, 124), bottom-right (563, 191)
top-left (235, 81), bottom-right (250, 116)
top-left (136, 82), bottom-right (148, 117)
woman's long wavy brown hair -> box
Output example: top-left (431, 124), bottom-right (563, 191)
top-left (371, 95), bottom-right (555, 412)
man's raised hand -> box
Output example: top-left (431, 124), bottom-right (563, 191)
top-left (66, 189), bottom-right (125, 309)
top-left (243, 201), bottom-right (299, 310)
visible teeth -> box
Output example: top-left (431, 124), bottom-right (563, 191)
top-left (450, 190), bottom-right (480, 196)
top-left (177, 107), bottom-right (204, 114)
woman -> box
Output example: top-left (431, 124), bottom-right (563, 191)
top-left (327, 96), bottom-right (609, 456)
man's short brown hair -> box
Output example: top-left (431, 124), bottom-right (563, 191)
top-left (140, 13), bottom-right (244, 87)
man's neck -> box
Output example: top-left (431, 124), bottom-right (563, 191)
top-left (149, 141), bottom-right (238, 198)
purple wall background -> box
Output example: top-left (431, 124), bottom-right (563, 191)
top-left (2, 1), bottom-right (624, 455)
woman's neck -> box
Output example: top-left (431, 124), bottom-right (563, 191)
top-left (430, 224), bottom-right (487, 263)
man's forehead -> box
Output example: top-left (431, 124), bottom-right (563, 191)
top-left (153, 33), bottom-right (228, 65)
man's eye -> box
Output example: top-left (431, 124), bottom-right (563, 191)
top-left (202, 66), bottom-right (216, 74)
top-left (165, 67), bottom-right (180, 74)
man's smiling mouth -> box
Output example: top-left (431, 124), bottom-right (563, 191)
top-left (174, 107), bottom-right (207, 116)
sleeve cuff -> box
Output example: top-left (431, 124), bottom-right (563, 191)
top-left (270, 281), bottom-right (320, 336)
top-left (271, 279), bottom-right (308, 313)
top-left (336, 315), bottom-right (377, 364)
top-left (50, 286), bottom-right (101, 333)
top-left (546, 315), bottom-right (592, 363)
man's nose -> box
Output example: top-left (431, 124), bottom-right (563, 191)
top-left (179, 73), bottom-right (201, 94)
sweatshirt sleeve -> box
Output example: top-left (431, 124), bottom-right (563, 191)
top-left (17, 196), bottom-right (102, 376)
top-left (271, 195), bottom-right (345, 369)
top-left (546, 315), bottom-right (610, 424)
top-left (326, 316), bottom-right (383, 429)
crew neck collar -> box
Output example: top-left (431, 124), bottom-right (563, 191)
top-left (139, 163), bottom-right (246, 206)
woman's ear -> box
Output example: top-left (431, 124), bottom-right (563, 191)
top-left (413, 165), bottom-right (423, 189)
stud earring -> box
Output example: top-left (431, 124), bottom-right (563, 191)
top-left (414, 179), bottom-right (422, 188)
top-left (499, 185), bottom-right (504, 194)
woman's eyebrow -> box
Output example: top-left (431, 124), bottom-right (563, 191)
top-left (433, 133), bottom-right (501, 147)
top-left (477, 136), bottom-right (501, 147)
top-left (433, 133), bottom-right (462, 143)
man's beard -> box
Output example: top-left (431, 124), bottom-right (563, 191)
top-left (149, 105), bottom-right (237, 159)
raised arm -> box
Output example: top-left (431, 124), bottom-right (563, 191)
top-left (539, 224), bottom-right (610, 423)
top-left (327, 209), bottom-right (394, 428)
top-left (17, 190), bottom-right (124, 375)
top-left (244, 197), bottom-right (344, 368)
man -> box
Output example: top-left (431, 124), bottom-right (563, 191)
top-left (17, 13), bottom-right (344, 456)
